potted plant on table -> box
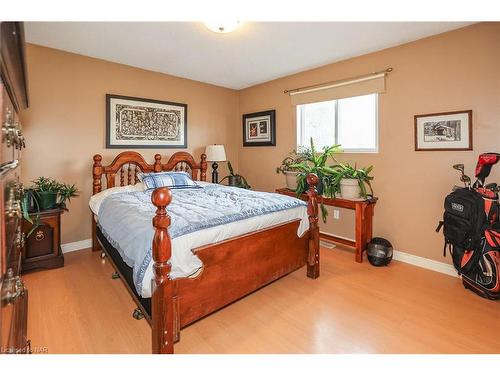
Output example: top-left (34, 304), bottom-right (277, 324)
top-left (275, 149), bottom-right (308, 190)
top-left (30, 177), bottom-right (78, 210)
top-left (327, 163), bottom-right (374, 199)
top-left (289, 138), bottom-right (342, 196)
top-left (21, 177), bottom-right (78, 236)
top-left (288, 138), bottom-right (342, 222)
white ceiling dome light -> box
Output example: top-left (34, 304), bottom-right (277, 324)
top-left (204, 21), bottom-right (240, 34)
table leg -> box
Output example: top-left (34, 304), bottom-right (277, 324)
top-left (365, 204), bottom-right (374, 244)
top-left (355, 204), bottom-right (363, 263)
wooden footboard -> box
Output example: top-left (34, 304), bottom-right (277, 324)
top-left (177, 219), bottom-right (308, 328)
top-left (150, 173), bottom-right (320, 354)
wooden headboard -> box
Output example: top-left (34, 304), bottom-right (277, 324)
top-left (92, 151), bottom-right (207, 194)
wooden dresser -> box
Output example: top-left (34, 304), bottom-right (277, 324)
top-left (0, 22), bottom-right (30, 354)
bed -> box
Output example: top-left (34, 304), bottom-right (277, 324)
top-left (90, 151), bottom-right (320, 354)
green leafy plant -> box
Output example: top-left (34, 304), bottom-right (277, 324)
top-left (31, 177), bottom-right (79, 208)
top-left (290, 138), bottom-right (342, 195)
top-left (21, 188), bottom-right (41, 237)
top-left (31, 176), bottom-right (59, 192)
top-left (289, 138), bottom-right (342, 222)
top-left (327, 163), bottom-right (374, 198)
top-left (56, 183), bottom-right (78, 208)
top-left (275, 149), bottom-right (308, 175)
top-left (287, 138), bottom-right (374, 221)
top-left (22, 177), bottom-right (79, 238)
top-left (220, 161), bottom-right (251, 189)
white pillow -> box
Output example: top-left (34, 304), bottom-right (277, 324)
top-left (89, 182), bottom-right (145, 216)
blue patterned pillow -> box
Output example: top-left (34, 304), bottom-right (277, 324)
top-left (137, 171), bottom-right (201, 190)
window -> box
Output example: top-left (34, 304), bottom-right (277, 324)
top-left (296, 93), bottom-right (378, 152)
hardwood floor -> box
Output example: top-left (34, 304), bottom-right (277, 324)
top-left (23, 246), bottom-right (500, 354)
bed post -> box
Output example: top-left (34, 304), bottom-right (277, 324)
top-left (200, 153), bottom-right (207, 182)
top-left (151, 187), bottom-right (174, 354)
top-left (306, 173), bottom-right (320, 279)
top-left (153, 154), bottom-right (162, 172)
top-left (92, 155), bottom-right (103, 252)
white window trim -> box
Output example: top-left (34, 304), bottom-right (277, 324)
top-left (296, 94), bottom-right (379, 154)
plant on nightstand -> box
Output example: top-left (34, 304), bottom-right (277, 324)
top-left (21, 177), bottom-right (78, 237)
top-left (220, 162), bottom-right (251, 189)
top-left (30, 177), bottom-right (78, 210)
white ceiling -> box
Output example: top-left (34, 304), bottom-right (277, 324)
top-left (25, 22), bottom-right (472, 90)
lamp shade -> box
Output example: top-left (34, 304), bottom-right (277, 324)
top-left (205, 144), bottom-right (227, 162)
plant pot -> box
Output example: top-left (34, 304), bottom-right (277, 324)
top-left (22, 189), bottom-right (37, 212)
top-left (284, 171), bottom-right (298, 190)
top-left (227, 175), bottom-right (241, 187)
top-left (35, 191), bottom-right (57, 210)
top-left (340, 178), bottom-right (361, 199)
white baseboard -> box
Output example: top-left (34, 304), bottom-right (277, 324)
top-left (61, 238), bottom-right (92, 253)
top-left (392, 250), bottom-right (458, 278)
top-left (320, 233), bottom-right (458, 278)
top-left (320, 231), bottom-right (353, 243)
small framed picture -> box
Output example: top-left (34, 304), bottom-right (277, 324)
top-left (414, 110), bottom-right (472, 151)
top-left (243, 110), bottom-right (276, 147)
top-left (106, 94), bottom-right (187, 149)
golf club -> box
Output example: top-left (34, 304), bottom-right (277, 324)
top-left (453, 163), bottom-right (471, 188)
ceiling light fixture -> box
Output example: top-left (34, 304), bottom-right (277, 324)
top-left (204, 21), bottom-right (240, 34)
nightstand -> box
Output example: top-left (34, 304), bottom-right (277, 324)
top-left (21, 207), bottom-right (64, 272)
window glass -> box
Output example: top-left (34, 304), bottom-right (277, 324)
top-left (337, 94), bottom-right (377, 151)
top-left (297, 94), bottom-right (378, 152)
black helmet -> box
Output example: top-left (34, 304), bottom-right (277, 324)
top-left (367, 237), bottom-right (393, 266)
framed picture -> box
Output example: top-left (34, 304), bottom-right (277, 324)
top-left (106, 94), bottom-right (187, 149)
top-left (242, 110), bottom-right (276, 147)
top-left (414, 110), bottom-right (472, 151)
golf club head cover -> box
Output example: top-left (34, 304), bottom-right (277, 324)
top-left (475, 153), bottom-right (500, 186)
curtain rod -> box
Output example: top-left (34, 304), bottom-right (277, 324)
top-left (284, 67), bottom-right (393, 95)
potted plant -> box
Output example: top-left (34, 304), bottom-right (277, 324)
top-left (275, 150), bottom-right (308, 190)
top-left (30, 177), bottom-right (57, 210)
top-left (56, 182), bottom-right (79, 209)
top-left (30, 177), bottom-right (78, 210)
top-left (328, 163), bottom-right (374, 199)
top-left (290, 138), bottom-right (342, 196)
top-left (21, 188), bottom-right (41, 237)
top-left (288, 138), bottom-right (342, 222)
top-left (21, 177), bottom-right (78, 237)
top-left (220, 161), bottom-right (251, 189)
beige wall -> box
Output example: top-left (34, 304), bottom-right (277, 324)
top-left (238, 23), bottom-right (500, 261)
top-left (20, 44), bottom-right (240, 244)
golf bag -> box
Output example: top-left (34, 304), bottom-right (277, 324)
top-left (437, 153), bottom-right (500, 300)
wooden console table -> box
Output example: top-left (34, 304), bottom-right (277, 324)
top-left (276, 188), bottom-right (378, 263)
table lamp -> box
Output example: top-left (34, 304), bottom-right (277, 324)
top-left (205, 144), bottom-right (226, 183)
